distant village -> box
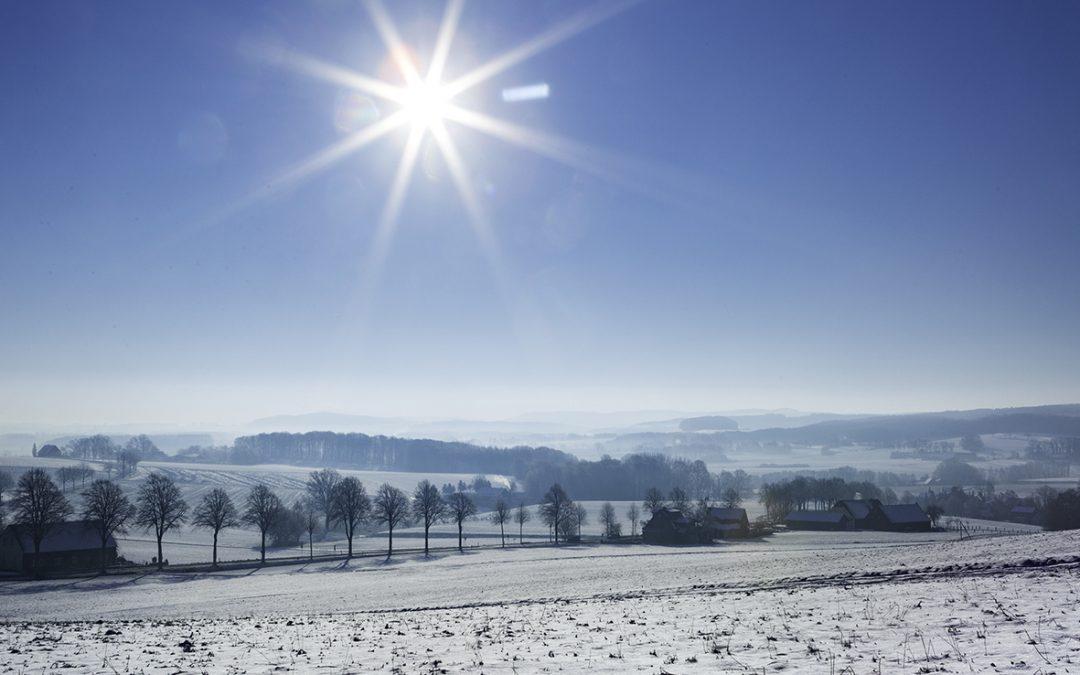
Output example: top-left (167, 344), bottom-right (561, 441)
top-left (641, 498), bottom-right (930, 545)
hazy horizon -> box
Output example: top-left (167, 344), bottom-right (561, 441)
top-left (2, 395), bottom-right (1078, 431)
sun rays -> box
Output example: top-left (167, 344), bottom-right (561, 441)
top-left (243, 0), bottom-right (642, 303)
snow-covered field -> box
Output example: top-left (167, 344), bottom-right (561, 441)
top-left (2, 528), bottom-right (1079, 672)
top-left (4, 567), bottom-right (1074, 673)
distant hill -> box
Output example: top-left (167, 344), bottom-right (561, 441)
top-left (508, 409), bottom-right (704, 431)
top-left (248, 413), bottom-right (421, 435)
top-left (678, 415), bottom-right (738, 431)
top-left (734, 405), bottom-right (1080, 445)
top-left (722, 412), bottom-right (869, 431)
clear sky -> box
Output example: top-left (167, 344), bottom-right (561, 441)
top-left (2, 0), bottom-right (1079, 425)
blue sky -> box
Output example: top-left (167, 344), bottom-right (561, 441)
top-left (2, 1), bottom-right (1079, 424)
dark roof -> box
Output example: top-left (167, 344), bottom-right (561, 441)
top-left (879, 503), bottom-right (929, 524)
top-left (834, 499), bottom-right (880, 519)
top-left (646, 508), bottom-right (691, 527)
top-left (1, 521), bottom-right (115, 553)
top-left (706, 507), bottom-right (747, 522)
top-left (786, 510), bottom-right (849, 523)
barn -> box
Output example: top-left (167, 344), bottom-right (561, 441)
top-left (642, 508), bottom-right (699, 544)
top-left (832, 499), bottom-right (889, 529)
top-left (878, 503), bottom-right (932, 532)
top-left (704, 507), bottom-right (750, 538)
top-left (784, 510), bottom-right (853, 531)
top-left (0, 521), bottom-right (116, 575)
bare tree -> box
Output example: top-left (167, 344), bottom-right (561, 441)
top-left (721, 487), bottom-right (742, 509)
top-left (574, 503), bottom-right (588, 538)
top-left (191, 488), bottom-right (239, 568)
top-left (448, 492), bottom-right (477, 551)
top-left (10, 469), bottom-right (73, 577)
top-left (643, 487), bottom-right (665, 514)
top-left (490, 499), bottom-right (511, 547)
top-left (81, 479), bottom-right (135, 572)
top-left (328, 477), bottom-right (370, 558)
top-left (600, 502), bottom-right (620, 539)
top-left (372, 483), bottom-right (410, 556)
top-left (118, 435), bottom-right (156, 478)
top-left (297, 497), bottom-right (320, 560)
top-left (134, 473), bottom-right (188, 569)
top-left (243, 484), bottom-right (283, 564)
top-left (926, 504), bottom-right (945, 527)
top-left (0, 470), bottom-right (14, 512)
top-left (669, 487), bottom-right (690, 513)
top-left (514, 502), bottom-right (531, 544)
top-left (124, 434), bottom-right (159, 457)
top-left (116, 449), bottom-right (142, 479)
top-left (306, 468), bottom-right (341, 530)
top-left (56, 466), bottom-right (74, 492)
top-left (557, 503), bottom-right (577, 540)
top-left (411, 479), bottom-right (446, 556)
top-left (539, 484), bottom-right (572, 544)
top-left (66, 435), bottom-right (117, 461)
top-left (627, 503), bottom-right (640, 536)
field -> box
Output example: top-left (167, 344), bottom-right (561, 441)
top-left (715, 443), bottom-right (1033, 478)
top-left (2, 457), bottom-right (1077, 671)
top-left (2, 529), bottom-right (1078, 672)
top-left (1, 459), bottom-right (516, 564)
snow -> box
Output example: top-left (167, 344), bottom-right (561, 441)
top-left (2, 530), bottom-right (1079, 672)
top-left (3, 529), bottom-right (1075, 621)
top-left (4, 569), bottom-right (1076, 673)
top-left (2, 529), bottom-right (1078, 671)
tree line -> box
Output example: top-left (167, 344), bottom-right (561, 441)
top-left (1026, 437), bottom-right (1080, 462)
top-left (911, 484), bottom-right (1080, 530)
top-left (184, 432), bottom-right (756, 503)
top-left (758, 476), bottom-right (895, 521)
top-left (35, 434), bottom-right (163, 479)
top-left (0, 466), bottom-right (597, 575)
top-left (227, 432), bottom-right (572, 476)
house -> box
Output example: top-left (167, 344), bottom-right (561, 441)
top-left (784, 510), bottom-right (853, 531)
top-left (704, 507), bottom-right (749, 538)
top-left (0, 521), bottom-right (116, 575)
top-left (831, 499), bottom-right (931, 532)
top-left (877, 503), bottom-right (932, 532)
top-left (642, 508), bottom-right (699, 544)
top-left (832, 499), bottom-right (889, 529)
top-left (36, 444), bottom-right (63, 458)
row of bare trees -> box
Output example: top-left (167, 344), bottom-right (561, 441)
top-left (1, 469), bottom-right (608, 575)
top-left (305, 469), bottom-right (526, 555)
top-left (642, 485), bottom-right (742, 515)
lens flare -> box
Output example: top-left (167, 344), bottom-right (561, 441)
top-left (226, 0), bottom-right (646, 324)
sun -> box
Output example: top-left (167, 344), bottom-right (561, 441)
top-left (236, 0), bottom-right (641, 302)
top-left (401, 80), bottom-right (451, 131)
